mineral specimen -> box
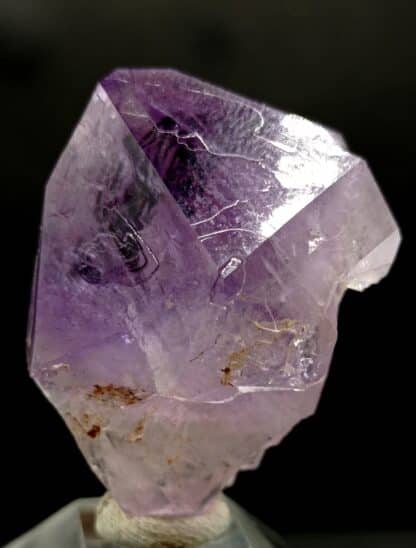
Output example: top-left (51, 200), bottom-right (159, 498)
top-left (28, 69), bottom-right (400, 517)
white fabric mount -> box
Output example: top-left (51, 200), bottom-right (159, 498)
top-left (95, 492), bottom-right (231, 547)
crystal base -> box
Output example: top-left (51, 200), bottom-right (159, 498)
top-left (6, 496), bottom-right (286, 547)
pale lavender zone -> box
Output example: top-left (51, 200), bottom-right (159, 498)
top-left (28, 69), bottom-right (400, 516)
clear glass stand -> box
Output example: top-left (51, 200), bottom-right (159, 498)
top-left (6, 496), bottom-right (287, 547)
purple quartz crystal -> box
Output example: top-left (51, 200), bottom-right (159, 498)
top-left (28, 69), bottom-right (400, 517)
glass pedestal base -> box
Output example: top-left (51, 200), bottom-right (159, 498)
top-left (6, 496), bottom-right (286, 547)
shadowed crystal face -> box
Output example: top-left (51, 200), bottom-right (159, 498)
top-left (28, 69), bottom-right (400, 517)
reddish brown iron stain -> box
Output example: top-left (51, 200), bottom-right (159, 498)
top-left (87, 424), bottom-right (101, 438)
top-left (221, 347), bottom-right (250, 385)
top-left (127, 418), bottom-right (146, 442)
top-left (89, 384), bottom-right (142, 406)
top-left (220, 366), bottom-right (233, 386)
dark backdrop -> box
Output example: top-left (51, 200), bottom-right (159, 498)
top-left (1, 1), bottom-right (414, 545)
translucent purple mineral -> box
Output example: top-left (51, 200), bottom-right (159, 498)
top-left (28, 69), bottom-right (400, 517)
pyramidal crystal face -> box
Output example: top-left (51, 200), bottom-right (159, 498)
top-left (28, 69), bottom-right (400, 516)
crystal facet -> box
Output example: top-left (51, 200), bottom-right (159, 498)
top-left (28, 69), bottom-right (400, 517)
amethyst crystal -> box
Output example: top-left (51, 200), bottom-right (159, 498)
top-left (28, 69), bottom-right (400, 516)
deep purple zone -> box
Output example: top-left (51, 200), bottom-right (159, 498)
top-left (102, 76), bottom-right (207, 221)
top-left (141, 124), bottom-right (205, 219)
top-left (71, 75), bottom-right (211, 286)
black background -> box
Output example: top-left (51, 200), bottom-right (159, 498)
top-left (0, 1), bottom-right (414, 545)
